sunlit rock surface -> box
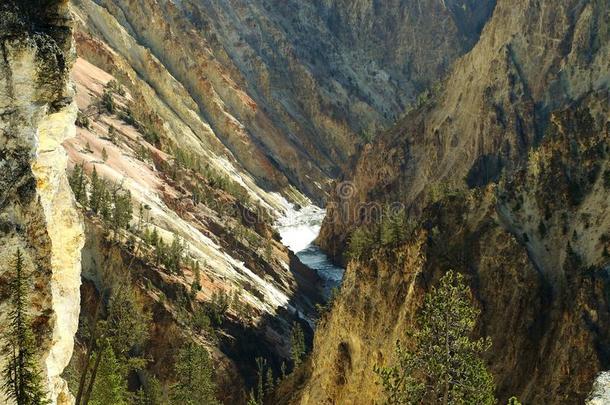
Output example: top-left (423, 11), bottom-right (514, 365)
top-left (587, 372), bottom-right (610, 405)
top-left (0, 1), bottom-right (83, 404)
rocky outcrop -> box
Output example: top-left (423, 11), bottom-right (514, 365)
top-left (587, 372), bottom-right (610, 405)
top-left (0, 1), bottom-right (83, 404)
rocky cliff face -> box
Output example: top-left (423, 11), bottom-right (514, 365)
top-left (319, 0), bottom-right (610, 260)
top-left (306, 0), bottom-right (610, 403)
top-left (301, 94), bottom-right (610, 404)
top-left (0, 1), bottom-right (84, 404)
top-left (71, 0), bottom-right (496, 204)
top-left (60, 51), bottom-right (325, 402)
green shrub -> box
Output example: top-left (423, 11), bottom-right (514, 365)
top-left (346, 227), bottom-right (375, 262)
top-left (207, 291), bottom-right (231, 326)
top-left (106, 79), bottom-right (126, 96)
top-left (101, 90), bottom-right (115, 114)
top-left (76, 111), bottom-right (90, 128)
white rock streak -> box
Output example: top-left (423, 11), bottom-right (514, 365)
top-left (33, 102), bottom-right (85, 405)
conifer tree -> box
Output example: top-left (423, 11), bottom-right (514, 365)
top-left (380, 207), bottom-right (408, 247)
top-left (265, 367), bottom-right (275, 396)
top-left (290, 322), bottom-right (306, 368)
top-left (190, 262), bottom-right (202, 294)
top-left (246, 392), bottom-right (259, 405)
top-left (101, 90), bottom-right (115, 114)
top-left (88, 345), bottom-right (129, 405)
top-left (134, 374), bottom-right (165, 405)
top-left (99, 187), bottom-right (111, 223)
top-left (108, 125), bottom-right (117, 145)
top-left (75, 280), bottom-right (150, 405)
top-left (346, 227), bottom-right (374, 262)
top-left (376, 270), bottom-right (495, 405)
top-left (69, 163), bottom-right (89, 207)
top-left (89, 167), bottom-right (103, 214)
top-left (254, 357), bottom-right (266, 404)
top-left (2, 249), bottom-right (49, 405)
top-left (111, 188), bottom-right (133, 232)
top-left (166, 237), bottom-right (184, 274)
top-left (170, 343), bottom-right (219, 405)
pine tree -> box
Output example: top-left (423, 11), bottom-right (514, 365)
top-left (154, 237), bottom-right (165, 267)
top-left (99, 186), bottom-right (111, 222)
top-left (68, 163), bottom-right (89, 207)
top-left (170, 343), bottom-right (219, 405)
top-left (375, 270), bottom-right (495, 405)
top-left (101, 90), bottom-right (115, 114)
top-left (88, 345), bottom-right (129, 405)
top-left (346, 227), bottom-right (375, 262)
top-left (75, 280), bottom-right (150, 405)
top-left (290, 322), bottom-right (306, 368)
top-left (89, 167), bottom-right (102, 214)
top-left (134, 374), bottom-right (165, 405)
top-left (265, 367), bottom-right (275, 396)
top-left (108, 125), bottom-right (117, 145)
top-left (2, 249), bottom-right (49, 405)
top-left (380, 207), bottom-right (408, 247)
top-left (246, 392), bottom-right (259, 405)
top-left (101, 147), bottom-right (108, 162)
top-left (111, 188), bottom-right (133, 232)
top-left (166, 237), bottom-right (184, 274)
top-left (254, 357), bottom-right (266, 404)
top-left (190, 262), bottom-right (202, 294)
top-left (89, 167), bottom-right (112, 222)
top-left (208, 291), bottom-right (230, 326)
top-left (105, 284), bottom-right (150, 359)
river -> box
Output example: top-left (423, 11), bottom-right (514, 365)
top-left (276, 205), bottom-right (344, 296)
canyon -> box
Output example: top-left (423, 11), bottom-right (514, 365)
top-left (0, 0), bottom-right (609, 404)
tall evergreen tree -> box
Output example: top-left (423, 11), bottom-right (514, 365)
top-left (265, 367), bottom-right (275, 396)
top-left (254, 357), bottom-right (266, 404)
top-left (170, 343), bottom-right (219, 405)
top-left (134, 374), bottom-right (165, 405)
top-left (346, 227), bottom-right (375, 262)
top-left (89, 167), bottom-right (104, 215)
top-left (111, 188), bottom-right (133, 232)
top-left (290, 322), bottom-right (306, 368)
top-left (68, 163), bottom-right (89, 207)
top-left (75, 280), bottom-right (150, 405)
top-left (2, 250), bottom-right (49, 405)
top-left (376, 270), bottom-right (495, 405)
top-left (88, 345), bottom-right (129, 405)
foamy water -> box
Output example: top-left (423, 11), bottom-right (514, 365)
top-left (277, 205), bottom-right (344, 295)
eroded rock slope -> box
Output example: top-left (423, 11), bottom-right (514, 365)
top-left (305, 0), bottom-right (610, 403)
top-left (72, 0), bottom-right (496, 203)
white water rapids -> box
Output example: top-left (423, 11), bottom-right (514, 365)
top-left (276, 205), bottom-right (344, 295)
